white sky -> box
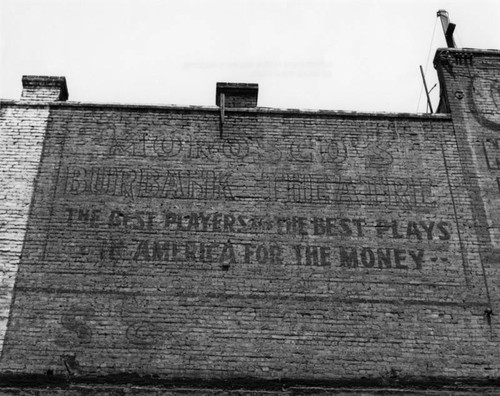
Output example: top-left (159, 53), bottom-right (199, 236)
top-left (1, 0), bottom-right (499, 113)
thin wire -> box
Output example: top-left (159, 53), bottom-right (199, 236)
top-left (425, 18), bottom-right (439, 75)
top-left (455, 32), bottom-right (463, 49)
top-left (417, 17), bottom-right (438, 113)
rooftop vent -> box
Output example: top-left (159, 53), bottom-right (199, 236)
top-left (216, 82), bottom-right (258, 108)
top-left (21, 75), bottom-right (68, 102)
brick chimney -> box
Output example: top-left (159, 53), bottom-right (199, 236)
top-left (21, 75), bottom-right (68, 102)
top-left (216, 82), bottom-right (258, 108)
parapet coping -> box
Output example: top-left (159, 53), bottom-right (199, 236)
top-left (437, 47), bottom-right (500, 56)
top-left (0, 99), bottom-right (452, 120)
top-left (434, 46), bottom-right (500, 66)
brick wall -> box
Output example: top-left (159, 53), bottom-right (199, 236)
top-left (435, 49), bottom-right (500, 318)
top-left (0, 52), bottom-right (499, 384)
top-left (0, 103), bottom-right (51, 356)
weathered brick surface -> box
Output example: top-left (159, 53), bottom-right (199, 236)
top-left (0, 49), bottom-right (500, 386)
top-left (434, 49), bottom-right (500, 318)
top-left (20, 76), bottom-right (68, 102)
top-left (216, 83), bottom-right (258, 108)
top-left (0, 103), bottom-right (50, 356)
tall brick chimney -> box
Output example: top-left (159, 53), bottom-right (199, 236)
top-left (20, 75), bottom-right (68, 102)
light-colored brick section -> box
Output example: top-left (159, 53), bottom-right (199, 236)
top-left (0, 104), bottom-right (50, 355)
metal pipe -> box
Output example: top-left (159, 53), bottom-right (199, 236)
top-left (437, 9), bottom-right (456, 48)
top-left (420, 65), bottom-right (434, 114)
